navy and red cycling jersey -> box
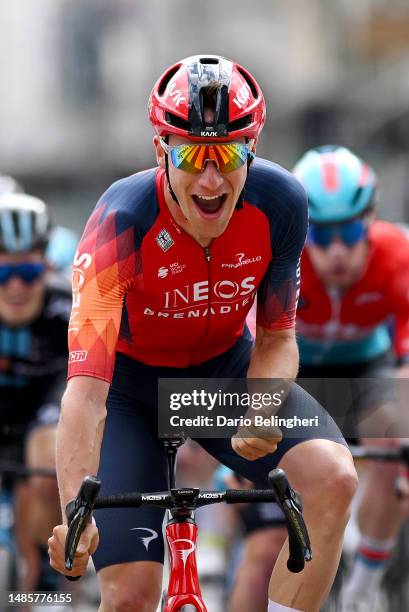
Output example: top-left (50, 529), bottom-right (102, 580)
top-left (296, 221), bottom-right (409, 365)
top-left (67, 158), bottom-right (308, 381)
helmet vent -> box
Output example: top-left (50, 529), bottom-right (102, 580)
top-left (237, 67), bottom-right (258, 98)
top-left (352, 186), bottom-right (375, 212)
top-left (351, 187), bottom-right (363, 207)
top-left (158, 65), bottom-right (180, 96)
top-left (199, 58), bottom-right (219, 65)
top-left (165, 112), bottom-right (190, 131)
top-left (228, 115), bottom-right (252, 132)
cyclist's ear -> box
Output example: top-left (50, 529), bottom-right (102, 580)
top-left (153, 136), bottom-right (166, 170)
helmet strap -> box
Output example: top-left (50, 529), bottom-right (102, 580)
top-left (164, 153), bottom-right (180, 206)
top-left (236, 153), bottom-right (254, 210)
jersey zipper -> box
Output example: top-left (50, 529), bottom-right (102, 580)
top-left (189, 244), bottom-right (213, 364)
top-left (202, 244), bottom-right (213, 346)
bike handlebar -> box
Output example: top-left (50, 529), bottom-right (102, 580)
top-left (64, 468), bottom-right (311, 577)
top-left (0, 460), bottom-right (56, 478)
top-left (349, 445), bottom-right (409, 464)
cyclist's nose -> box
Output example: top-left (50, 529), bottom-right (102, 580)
top-left (197, 161), bottom-right (224, 191)
top-left (6, 275), bottom-right (25, 288)
top-left (327, 237), bottom-right (349, 256)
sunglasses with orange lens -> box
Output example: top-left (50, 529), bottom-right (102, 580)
top-left (160, 138), bottom-right (254, 174)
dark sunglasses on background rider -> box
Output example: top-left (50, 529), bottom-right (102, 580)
top-left (308, 218), bottom-right (367, 249)
top-left (0, 262), bottom-right (47, 285)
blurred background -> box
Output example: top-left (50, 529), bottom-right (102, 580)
top-left (0, 0), bottom-right (408, 235)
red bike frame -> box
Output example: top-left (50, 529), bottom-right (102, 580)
top-left (164, 520), bottom-right (207, 612)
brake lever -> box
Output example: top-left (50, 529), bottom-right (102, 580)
top-left (268, 468), bottom-right (312, 572)
top-left (64, 475), bottom-right (100, 580)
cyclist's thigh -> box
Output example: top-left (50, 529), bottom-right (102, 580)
top-left (196, 382), bottom-right (347, 487)
top-left (92, 385), bottom-right (168, 572)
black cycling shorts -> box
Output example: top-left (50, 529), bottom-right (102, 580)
top-left (92, 333), bottom-right (346, 571)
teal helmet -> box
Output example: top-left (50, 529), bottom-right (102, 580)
top-left (293, 145), bottom-right (377, 224)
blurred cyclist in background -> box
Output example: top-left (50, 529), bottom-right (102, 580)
top-left (0, 173), bottom-right (78, 278)
top-left (0, 187), bottom-right (72, 596)
top-left (295, 145), bottom-right (409, 611)
top-left (239, 146), bottom-right (409, 612)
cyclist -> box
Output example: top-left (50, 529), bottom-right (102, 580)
top-left (48, 56), bottom-right (357, 612)
top-left (235, 145), bottom-right (409, 611)
top-left (295, 145), bottom-right (409, 611)
top-left (0, 191), bottom-right (72, 594)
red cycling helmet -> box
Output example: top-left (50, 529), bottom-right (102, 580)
top-left (148, 55), bottom-right (266, 141)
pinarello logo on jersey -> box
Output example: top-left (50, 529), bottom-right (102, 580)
top-left (221, 252), bottom-right (262, 269)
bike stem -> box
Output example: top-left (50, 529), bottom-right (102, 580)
top-left (163, 436), bottom-right (185, 490)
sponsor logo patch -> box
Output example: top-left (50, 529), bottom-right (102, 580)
top-left (156, 229), bottom-right (174, 252)
top-left (158, 266), bottom-right (169, 278)
top-left (69, 350), bottom-right (88, 363)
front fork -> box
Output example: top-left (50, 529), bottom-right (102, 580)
top-left (164, 518), bottom-right (207, 612)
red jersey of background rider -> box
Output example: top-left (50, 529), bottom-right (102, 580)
top-left (297, 221), bottom-right (409, 359)
top-left (67, 158), bottom-right (307, 382)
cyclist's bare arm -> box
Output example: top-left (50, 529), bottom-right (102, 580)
top-left (56, 376), bottom-right (109, 517)
top-left (49, 376), bottom-right (107, 576)
top-left (248, 326), bottom-right (299, 380)
top-left (233, 327), bottom-right (298, 460)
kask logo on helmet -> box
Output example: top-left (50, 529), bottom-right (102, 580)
top-left (166, 82), bottom-right (186, 108)
top-left (232, 82), bottom-right (252, 109)
top-left (200, 130), bottom-right (218, 137)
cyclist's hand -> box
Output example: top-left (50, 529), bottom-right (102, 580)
top-left (48, 521), bottom-right (99, 577)
top-left (231, 425), bottom-right (282, 460)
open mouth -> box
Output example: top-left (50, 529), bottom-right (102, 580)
top-left (192, 194), bottom-right (227, 216)
top-left (330, 267), bottom-right (348, 277)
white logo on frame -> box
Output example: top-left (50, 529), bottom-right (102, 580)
top-left (174, 538), bottom-right (195, 567)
